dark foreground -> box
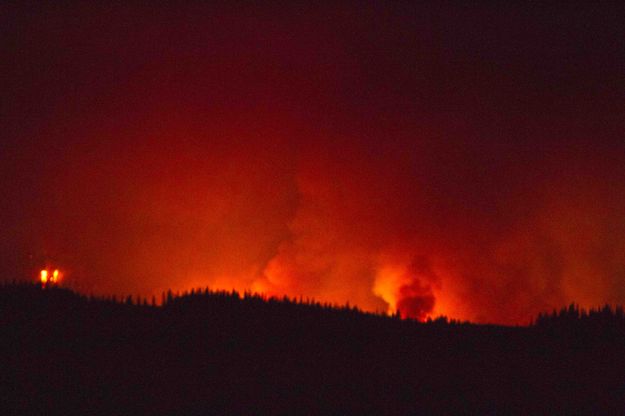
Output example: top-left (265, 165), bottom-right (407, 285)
top-left (1, 283), bottom-right (624, 415)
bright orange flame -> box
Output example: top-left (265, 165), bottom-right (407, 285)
top-left (51, 269), bottom-right (60, 283)
top-left (40, 269), bottom-right (48, 284)
top-left (372, 265), bottom-right (403, 315)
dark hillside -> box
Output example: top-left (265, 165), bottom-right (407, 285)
top-left (1, 283), bottom-right (624, 415)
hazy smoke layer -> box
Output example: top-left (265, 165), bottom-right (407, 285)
top-left (3, 4), bottom-right (625, 323)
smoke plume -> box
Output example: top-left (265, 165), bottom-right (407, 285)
top-left (2, 3), bottom-right (625, 323)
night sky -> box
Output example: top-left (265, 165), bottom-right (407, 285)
top-left (2, 3), bottom-right (625, 323)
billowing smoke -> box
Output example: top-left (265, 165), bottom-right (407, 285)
top-left (3, 3), bottom-right (625, 323)
top-left (395, 257), bottom-right (438, 320)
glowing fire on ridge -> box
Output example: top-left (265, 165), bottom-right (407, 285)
top-left (40, 269), bottom-right (61, 285)
top-left (372, 256), bottom-right (453, 321)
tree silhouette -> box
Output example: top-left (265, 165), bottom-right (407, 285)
top-left (1, 282), bottom-right (625, 415)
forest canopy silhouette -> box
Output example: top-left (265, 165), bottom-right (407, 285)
top-left (2, 282), bottom-right (625, 415)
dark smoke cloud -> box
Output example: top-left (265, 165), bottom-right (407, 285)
top-left (396, 257), bottom-right (438, 320)
top-left (2, 3), bottom-right (625, 323)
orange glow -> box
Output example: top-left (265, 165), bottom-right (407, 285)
top-left (373, 265), bottom-right (402, 315)
top-left (373, 262), bottom-right (438, 321)
top-left (39, 268), bottom-right (62, 285)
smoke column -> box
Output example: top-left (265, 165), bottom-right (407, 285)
top-left (2, 3), bottom-right (625, 323)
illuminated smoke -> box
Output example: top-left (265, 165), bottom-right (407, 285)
top-left (396, 257), bottom-right (438, 320)
top-left (3, 3), bottom-right (625, 324)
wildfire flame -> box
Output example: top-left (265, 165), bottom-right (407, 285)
top-left (373, 260), bottom-right (440, 321)
top-left (40, 269), bottom-right (61, 285)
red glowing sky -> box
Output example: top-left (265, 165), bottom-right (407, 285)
top-left (2, 3), bottom-right (625, 323)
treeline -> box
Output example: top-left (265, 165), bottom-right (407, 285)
top-left (8, 280), bottom-right (625, 327)
top-left (2, 281), bottom-right (625, 415)
top-left (535, 303), bottom-right (625, 326)
top-left (0, 280), bottom-right (470, 325)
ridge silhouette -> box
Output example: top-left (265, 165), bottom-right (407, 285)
top-left (1, 282), bottom-right (625, 415)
